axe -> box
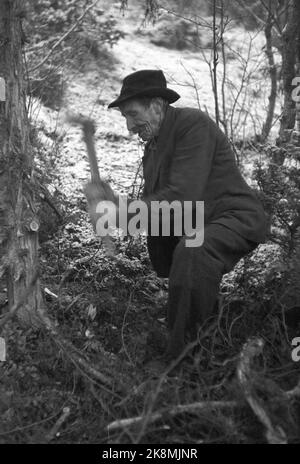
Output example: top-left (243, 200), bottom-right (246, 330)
top-left (66, 113), bottom-right (116, 256)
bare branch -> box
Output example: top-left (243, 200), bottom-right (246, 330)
top-left (237, 337), bottom-right (288, 444)
top-left (157, 5), bottom-right (212, 29)
top-left (235, 0), bottom-right (266, 28)
top-left (37, 308), bottom-right (115, 389)
top-left (179, 61), bottom-right (201, 110)
top-left (44, 407), bottom-right (71, 443)
top-left (212, 0), bottom-right (220, 126)
top-left (107, 400), bottom-right (238, 432)
top-left (28, 0), bottom-right (100, 74)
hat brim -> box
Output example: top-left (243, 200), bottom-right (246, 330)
top-left (108, 87), bottom-right (180, 108)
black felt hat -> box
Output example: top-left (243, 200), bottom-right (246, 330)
top-left (108, 69), bottom-right (180, 108)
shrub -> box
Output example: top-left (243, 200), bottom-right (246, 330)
top-left (252, 140), bottom-right (300, 326)
top-left (24, 1), bottom-right (124, 108)
top-left (140, 13), bottom-right (202, 51)
top-left (29, 66), bottom-right (65, 110)
top-left (254, 143), bottom-right (300, 254)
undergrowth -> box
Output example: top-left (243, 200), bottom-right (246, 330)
top-left (1, 120), bottom-right (300, 444)
top-left (1, 205), bottom-right (299, 443)
top-left (1, 129), bottom-right (300, 443)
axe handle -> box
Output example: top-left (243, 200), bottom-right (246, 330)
top-left (77, 118), bottom-right (116, 256)
top-left (81, 120), bottom-right (101, 184)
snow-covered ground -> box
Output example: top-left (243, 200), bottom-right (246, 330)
top-left (29, 2), bottom-right (281, 198)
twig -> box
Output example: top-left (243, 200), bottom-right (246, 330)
top-left (107, 400), bottom-right (238, 432)
top-left (285, 379), bottom-right (300, 400)
top-left (158, 5), bottom-right (212, 29)
top-left (212, 0), bottom-right (220, 126)
top-left (44, 287), bottom-right (58, 299)
top-left (179, 62), bottom-right (201, 111)
top-left (0, 411), bottom-right (61, 438)
top-left (28, 0), bottom-right (99, 73)
top-left (54, 330), bottom-right (113, 388)
top-left (134, 339), bottom-right (200, 443)
top-left (235, 0), bottom-right (266, 28)
top-left (121, 290), bottom-right (136, 367)
top-left (0, 263), bottom-right (115, 393)
top-left (36, 308), bottom-right (115, 389)
top-left (25, 37), bottom-right (60, 54)
top-left (39, 189), bottom-right (63, 220)
top-left (220, 0), bottom-right (228, 136)
top-left (237, 337), bottom-right (287, 444)
top-left (44, 407), bottom-right (71, 442)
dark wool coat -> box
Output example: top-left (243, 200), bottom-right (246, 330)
top-left (142, 106), bottom-right (268, 274)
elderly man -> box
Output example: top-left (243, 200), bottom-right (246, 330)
top-left (85, 69), bottom-right (267, 365)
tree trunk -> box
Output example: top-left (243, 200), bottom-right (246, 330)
top-left (294, 0), bottom-right (300, 144)
top-left (261, 3), bottom-right (277, 142)
top-left (212, 0), bottom-right (220, 127)
top-left (279, 0), bottom-right (298, 141)
top-left (220, 0), bottom-right (228, 137)
top-left (0, 0), bottom-right (45, 326)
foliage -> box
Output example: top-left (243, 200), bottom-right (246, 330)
top-left (254, 143), bottom-right (300, 253)
top-left (2, 138), bottom-right (300, 443)
top-left (206, 0), bottom-right (286, 32)
top-left (24, 0), bottom-right (123, 46)
top-left (28, 66), bottom-right (65, 111)
top-left (222, 0), bottom-right (266, 29)
top-left (142, 13), bottom-right (202, 51)
top-left (24, 0), bottom-right (124, 108)
top-left (26, 122), bottom-right (68, 242)
top-left (160, 0), bottom-right (209, 16)
top-left (1, 225), bottom-right (299, 443)
top-left (252, 140), bottom-right (300, 323)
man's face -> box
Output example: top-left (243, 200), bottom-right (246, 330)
top-left (119, 99), bottom-right (162, 141)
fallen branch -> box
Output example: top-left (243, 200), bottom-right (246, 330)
top-left (44, 406), bottom-right (71, 443)
top-left (109, 334), bottom-right (236, 434)
top-left (107, 400), bottom-right (238, 432)
top-left (237, 337), bottom-right (287, 444)
top-left (0, 267), bottom-right (115, 390)
top-left (135, 326), bottom-right (219, 443)
top-left (37, 309), bottom-right (114, 389)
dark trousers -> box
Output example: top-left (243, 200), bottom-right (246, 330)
top-left (147, 224), bottom-right (258, 359)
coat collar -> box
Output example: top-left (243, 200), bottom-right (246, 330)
top-left (143, 106), bottom-right (176, 193)
top-left (144, 105), bottom-right (176, 152)
top-left (152, 105), bottom-right (176, 189)
top-left (158, 104), bottom-right (176, 136)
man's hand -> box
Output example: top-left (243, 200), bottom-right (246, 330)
top-left (84, 181), bottom-right (118, 232)
top-left (84, 180), bottom-right (116, 204)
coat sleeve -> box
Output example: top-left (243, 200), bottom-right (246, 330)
top-left (145, 113), bottom-right (217, 204)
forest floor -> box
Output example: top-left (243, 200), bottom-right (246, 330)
top-left (0, 1), bottom-right (299, 445)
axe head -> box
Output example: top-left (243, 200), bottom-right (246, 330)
top-left (64, 112), bottom-right (96, 135)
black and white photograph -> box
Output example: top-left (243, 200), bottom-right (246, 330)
top-left (0, 0), bottom-right (300, 447)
